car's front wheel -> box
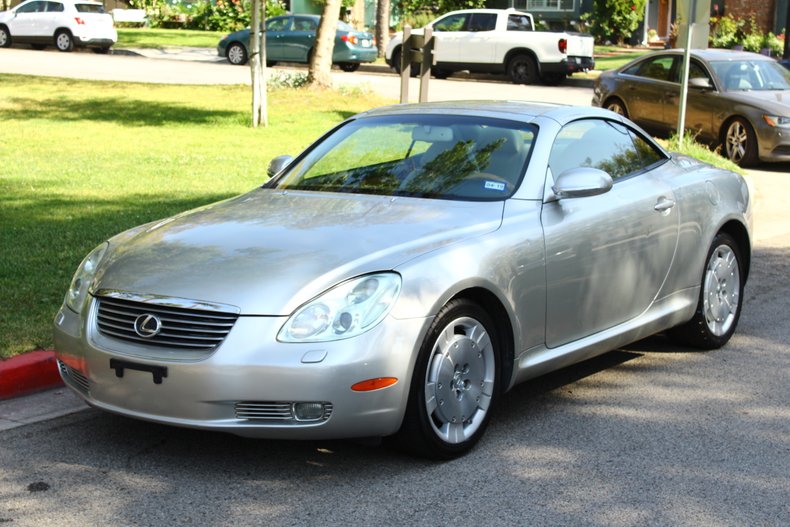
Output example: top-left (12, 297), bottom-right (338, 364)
top-left (0, 26), bottom-right (11, 48)
top-left (54, 30), bottom-right (73, 52)
top-left (669, 232), bottom-right (745, 349)
top-left (723, 117), bottom-right (758, 166)
top-left (394, 299), bottom-right (500, 459)
top-left (226, 42), bottom-right (248, 66)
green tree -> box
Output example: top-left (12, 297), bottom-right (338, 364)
top-left (583, 0), bottom-right (647, 44)
top-left (398, 0), bottom-right (486, 16)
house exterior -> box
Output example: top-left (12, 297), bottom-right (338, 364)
top-left (486, 0), bottom-right (594, 30)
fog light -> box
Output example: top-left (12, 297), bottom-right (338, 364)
top-left (293, 402), bottom-right (326, 421)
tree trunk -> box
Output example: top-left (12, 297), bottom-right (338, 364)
top-left (307, 0), bottom-right (342, 88)
top-left (250, 0), bottom-right (267, 127)
top-left (376, 0), bottom-right (390, 58)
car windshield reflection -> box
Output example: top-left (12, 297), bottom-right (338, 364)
top-left (710, 60), bottom-right (790, 91)
top-left (271, 115), bottom-right (536, 201)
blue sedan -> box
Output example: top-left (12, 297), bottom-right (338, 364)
top-left (218, 14), bottom-right (378, 71)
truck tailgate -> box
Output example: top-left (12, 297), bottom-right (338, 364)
top-left (566, 33), bottom-right (594, 58)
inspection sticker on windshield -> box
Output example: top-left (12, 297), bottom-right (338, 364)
top-left (485, 181), bottom-right (506, 191)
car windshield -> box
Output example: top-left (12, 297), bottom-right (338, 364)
top-left (709, 59), bottom-right (790, 91)
top-left (271, 115), bottom-right (536, 201)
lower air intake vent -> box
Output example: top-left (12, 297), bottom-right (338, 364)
top-left (235, 401), bottom-right (333, 422)
top-left (57, 360), bottom-right (90, 395)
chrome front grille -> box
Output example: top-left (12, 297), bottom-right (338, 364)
top-left (235, 402), bottom-right (334, 422)
top-left (95, 293), bottom-right (239, 351)
top-left (58, 360), bottom-right (90, 395)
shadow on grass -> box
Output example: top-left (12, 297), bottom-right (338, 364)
top-left (5, 96), bottom-right (244, 127)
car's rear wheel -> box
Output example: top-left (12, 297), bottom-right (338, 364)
top-left (0, 26), bottom-right (11, 48)
top-left (669, 232), bottom-right (744, 350)
top-left (432, 68), bottom-right (450, 79)
top-left (723, 117), bottom-right (758, 166)
top-left (266, 60), bottom-right (277, 67)
top-left (605, 97), bottom-right (628, 118)
top-left (507, 54), bottom-right (538, 84)
top-left (226, 42), bottom-right (248, 65)
top-left (338, 62), bottom-right (359, 72)
top-left (394, 298), bottom-right (500, 459)
top-left (54, 30), bottom-right (73, 52)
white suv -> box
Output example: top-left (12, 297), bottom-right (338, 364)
top-left (0, 0), bottom-right (117, 53)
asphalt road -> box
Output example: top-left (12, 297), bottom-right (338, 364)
top-left (1, 47), bottom-right (788, 527)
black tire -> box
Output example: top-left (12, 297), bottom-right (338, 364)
top-left (393, 298), bottom-right (500, 459)
top-left (339, 62), bottom-right (360, 72)
top-left (432, 68), bottom-right (450, 79)
top-left (0, 26), bottom-right (10, 48)
top-left (266, 60), bottom-right (277, 67)
top-left (668, 232), bottom-right (745, 350)
top-left (507, 54), bottom-right (538, 84)
top-left (226, 42), bottom-right (248, 66)
top-left (722, 117), bottom-right (758, 166)
top-left (604, 97), bottom-right (629, 118)
top-left (54, 30), bottom-right (73, 52)
top-left (391, 47), bottom-right (402, 74)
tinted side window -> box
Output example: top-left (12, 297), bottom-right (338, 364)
top-left (549, 119), bottom-right (655, 180)
top-left (625, 56), bottom-right (675, 81)
top-left (468, 13), bottom-right (496, 31)
top-left (507, 14), bottom-right (532, 31)
top-left (294, 17), bottom-right (317, 31)
top-left (16, 1), bottom-right (45, 13)
top-left (434, 14), bottom-right (467, 32)
top-left (75, 3), bottom-right (104, 13)
top-left (266, 17), bottom-right (291, 32)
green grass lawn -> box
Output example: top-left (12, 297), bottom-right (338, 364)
top-left (594, 46), bottom-right (653, 71)
top-left (0, 74), bottom-right (392, 359)
top-left (116, 28), bottom-right (227, 49)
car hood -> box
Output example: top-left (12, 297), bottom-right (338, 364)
top-left (95, 189), bottom-right (504, 315)
top-left (725, 89), bottom-right (790, 113)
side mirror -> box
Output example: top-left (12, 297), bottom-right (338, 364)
top-left (267, 155), bottom-right (293, 178)
top-left (688, 77), bottom-right (712, 90)
top-left (552, 167), bottom-right (613, 199)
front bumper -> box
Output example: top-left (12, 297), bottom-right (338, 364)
top-left (755, 120), bottom-right (790, 162)
top-left (54, 298), bottom-right (428, 439)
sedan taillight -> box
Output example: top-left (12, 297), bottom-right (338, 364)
top-left (558, 38), bottom-right (567, 54)
top-left (341, 34), bottom-right (358, 45)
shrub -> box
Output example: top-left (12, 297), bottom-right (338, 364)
top-left (582, 0), bottom-right (647, 45)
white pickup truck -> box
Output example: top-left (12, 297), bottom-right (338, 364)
top-left (385, 8), bottom-right (595, 85)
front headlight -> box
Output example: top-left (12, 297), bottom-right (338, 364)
top-left (65, 242), bottom-right (108, 313)
top-left (763, 115), bottom-right (790, 128)
top-left (278, 273), bottom-right (402, 343)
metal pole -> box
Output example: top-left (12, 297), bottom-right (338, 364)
top-left (400, 25), bottom-right (411, 104)
top-left (676, 0), bottom-right (697, 144)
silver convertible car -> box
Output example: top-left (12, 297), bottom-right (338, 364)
top-left (54, 102), bottom-right (752, 459)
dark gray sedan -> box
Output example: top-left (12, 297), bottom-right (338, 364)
top-left (592, 49), bottom-right (790, 166)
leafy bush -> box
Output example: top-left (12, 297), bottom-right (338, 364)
top-left (267, 71), bottom-right (309, 90)
top-left (708, 14), bottom-right (785, 57)
top-left (129, 0), bottom-right (286, 32)
top-left (582, 0), bottom-right (647, 45)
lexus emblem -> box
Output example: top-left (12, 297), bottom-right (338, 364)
top-left (133, 314), bottom-right (162, 338)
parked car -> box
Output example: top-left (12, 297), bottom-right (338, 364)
top-left (0, 0), bottom-right (116, 53)
top-left (54, 101), bottom-right (752, 459)
top-left (385, 8), bottom-right (595, 84)
top-left (593, 48), bottom-right (790, 166)
top-left (217, 14), bottom-right (377, 71)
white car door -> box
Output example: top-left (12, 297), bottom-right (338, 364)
top-left (430, 12), bottom-right (467, 63)
top-left (9, 0), bottom-right (46, 36)
top-left (458, 13), bottom-right (497, 64)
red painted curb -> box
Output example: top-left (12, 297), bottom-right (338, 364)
top-left (0, 350), bottom-right (63, 400)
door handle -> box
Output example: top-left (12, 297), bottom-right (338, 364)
top-left (654, 197), bottom-right (675, 212)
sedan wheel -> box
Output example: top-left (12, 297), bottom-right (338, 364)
top-left (394, 299), bottom-right (499, 459)
top-left (0, 26), bottom-right (10, 48)
top-left (226, 42), bottom-right (248, 66)
top-left (723, 117), bottom-right (757, 166)
top-left (605, 98), bottom-right (628, 118)
top-left (338, 62), bottom-right (359, 72)
top-left (55, 30), bottom-right (73, 52)
top-left (669, 232), bottom-right (744, 349)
